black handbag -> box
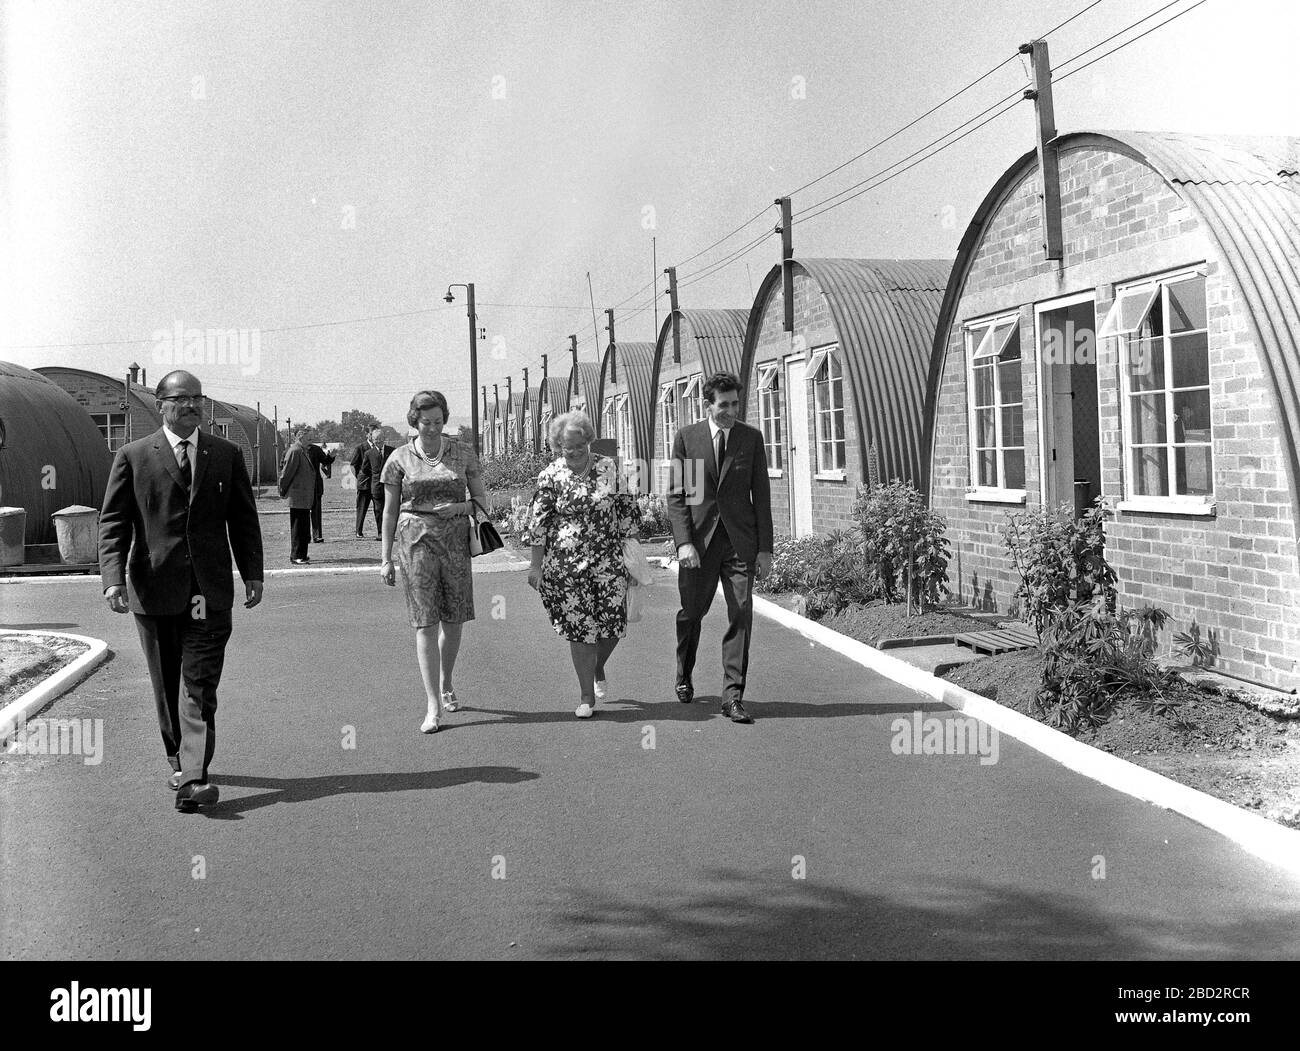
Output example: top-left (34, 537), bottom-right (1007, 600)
top-left (469, 498), bottom-right (504, 556)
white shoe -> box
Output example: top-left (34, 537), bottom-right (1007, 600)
top-left (441, 690), bottom-right (460, 713)
top-left (575, 702), bottom-right (594, 719)
top-left (593, 680), bottom-right (607, 700)
top-left (420, 711), bottom-right (441, 734)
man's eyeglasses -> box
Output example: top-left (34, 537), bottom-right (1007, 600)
top-left (158, 395), bottom-right (207, 405)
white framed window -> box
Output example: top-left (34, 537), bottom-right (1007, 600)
top-left (757, 363), bottom-right (783, 471)
top-left (811, 345), bottom-right (845, 475)
top-left (89, 412), bottom-right (127, 451)
top-left (658, 382), bottom-right (677, 458)
top-left (616, 393), bottom-right (632, 462)
top-left (602, 397), bottom-right (618, 448)
top-left (965, 313), bottom-right (1025, 497)
top-left (1108, 268), bottom-right (1213, 509)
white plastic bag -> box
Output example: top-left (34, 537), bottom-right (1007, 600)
top-left (625, 581), bottom-right (643, 623)
top-left (623, 538), bottom-right (654, 586)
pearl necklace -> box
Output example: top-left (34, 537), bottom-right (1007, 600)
top-left (413, 436), bottom-right (445, 467)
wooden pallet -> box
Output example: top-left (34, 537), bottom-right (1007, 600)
top-left (953, 622), bottom-right (1039, 655)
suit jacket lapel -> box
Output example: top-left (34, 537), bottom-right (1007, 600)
top-left (716, 424), bottom-right (739, 487)
top-left (189, 431), bottom-right (208, 505)
top-left (702, 422), bottom-right (720, 487)
top-left (154, 430), bottom-right (187, 494)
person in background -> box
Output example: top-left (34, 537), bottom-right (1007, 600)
top-left (379, 391), bottom-right (488, 733)
top-left (278, 425), bottom-right (316, 565)
top-left (351, 425), bottom-right (389, 539)
top-left (307, 441), bottom-right (336, 543)
top-left (526, 410), bottom-right (640, 719)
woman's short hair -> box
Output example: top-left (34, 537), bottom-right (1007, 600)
top-left (407, 390), bottom-right (449, 428)
top-left (548, 410), bottom-right (595, 453)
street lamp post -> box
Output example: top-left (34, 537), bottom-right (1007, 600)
top-left (444, 282), bottom-right (479, 454)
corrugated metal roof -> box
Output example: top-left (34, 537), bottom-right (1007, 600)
top-left (922, 131), bottom-right (1300, 509)
top-left (33, 366), bottom-right (162, 430)
top-left (649, 307), bottom-right (750, 458)
top-left (523, 386), bottom-right (540, 447)
top-left (570, 361), bottom-right (602, 412)
top-left (599, 342), bottom-right (655, 461)
top-left (0, 361), bottom-right (113, 544)
top-left (740, 259), bottom-right (950, 486)
top-left (220, 400), bottom-right (278, 482)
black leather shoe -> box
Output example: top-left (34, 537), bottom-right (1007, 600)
top-left (175, 781), bottom-right (219, 812)
top-left (167, 771), bottom-right (182, 791)
top-left (722, 699), bottom-right (754, 724)
top-left (675, 684), bottom-right (694, 704)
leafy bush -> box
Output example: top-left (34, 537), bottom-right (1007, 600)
top-left (635, 492), bottom-right (672, 539)
top-left (1035, 601), bottom-right (1177, 732)
top-left (1172, 620), bottom-right (1217, 669)
top-left (756, 534), bottom-right (828, 595)
top-left (481, 442), bottom-right (554, 492)
top-left (1003, 501), bottom-right (1117, 637)
top-left (802, 529), bottom-right (879, 618)
top-left (854, 480), bottom-right (951, 608)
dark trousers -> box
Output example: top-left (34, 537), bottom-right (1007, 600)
top-left (311, 478), bottom-right (324, 540)
top-left (675, 525), bottom-right (755, 702)
top-left (354, 489), bottom-right (383, 535)
top-left (134, 601), bottom-right (233, 789)
top-left (289, 507), bottom-right (311, 560)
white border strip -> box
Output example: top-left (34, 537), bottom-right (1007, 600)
top-left (749, 587), bottom-right (1300, 879)
top-left (0, 630), bottom-right (110, 744)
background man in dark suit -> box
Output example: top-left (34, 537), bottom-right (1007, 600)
top-left (666, 371), bottom-right (773, 724)
top-left (99, 370), bottom-right (264, 812)
top-left (278, 426), bottom-right (316, 564)
top-left (305, 440), bottom-right (335, 543)
top-left (351, 425), bottom-right (392, 539)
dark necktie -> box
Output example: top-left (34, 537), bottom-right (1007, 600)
top-left (178, 440), bottom-right (192, 491)
top-left (716, 429), bottom-right (726, 470)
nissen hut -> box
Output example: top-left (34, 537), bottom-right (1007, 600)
top-left (923, 131), bottom-right (1300, 690)
top-left (597, 341), bottom-right (655, 489)
top-left (536, 376), bottom-right (570, 452)
top-left (738, 258), bottom-right (949, 535)
top-left (650, 309), bottom-right (749, 495)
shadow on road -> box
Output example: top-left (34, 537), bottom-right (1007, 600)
top-left (452, 696), bottom-right (950, 728)
top-left (534, 867), bottom-right (1299, 960)
top-left (198, 766), bottom-right (539, 820)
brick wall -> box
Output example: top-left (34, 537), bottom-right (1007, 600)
top-left (37, 370), bottom-right (160, 448)
top-left (930, 143), bottom-right (1300, 688)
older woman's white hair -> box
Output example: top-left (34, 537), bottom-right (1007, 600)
top-left (548, 410), bottom-right (595, 453)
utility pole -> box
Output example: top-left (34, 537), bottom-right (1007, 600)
top-left (663, 266), bottom-right (681, 363)
top-left (652, 237), bottom-right (658, 341)
top-left (570, 335), bottom-right (579, 398)
top-left (776, 197), bottom-right (794, 332)
top-left (605, 308), bottom-right (617, 384)
top-left (254, 400), bottom-right (261, 489)
top-left (1021, 39), bottom-right (1062, 262)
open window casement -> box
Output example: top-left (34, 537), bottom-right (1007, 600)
top-left (971, 317), bottom-right (1018, 359)
top-left (805, 346), bottom-right (834, 379)
top-left (757, 363), bottom-right (779, 390)
top-left (657, 383), bottom-right (675, 405)
top-left (1098, 285), bottom-right (1160, 339)
top-left (680, 374), bottom-right (701, 399)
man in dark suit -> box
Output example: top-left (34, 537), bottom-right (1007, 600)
top-left (278, 427), bottom-right (316, 564)
top-left (666, 371), bottom-right (773, 723)
top-left (99, 370), bottom-right (264, 812)
top-left (351, 425), bottom-right (392, 539)
top-left (306, 441), bottom-right (335, 543)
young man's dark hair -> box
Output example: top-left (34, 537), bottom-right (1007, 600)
top-left (702, 372), bottom-right (742, 404)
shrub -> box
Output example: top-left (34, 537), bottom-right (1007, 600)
top-left (854, 480), bottom-right (951, 608)
top-left (802, 529), bottom-right (878, 619)
top-left (635, 492), bottom-right (672, 539)
top-left (1003, 500), bottom-right (1117, 637)
top-left (1035, 601), bottom-right (1177, 732)
top-left (1172, 620), bottom-right (1217, 669)
top-left (756, 534), bottom-right (827, 595)
top-left (481, 442), bottom-right (553, 492)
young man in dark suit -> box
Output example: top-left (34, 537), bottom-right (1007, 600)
top-left (99, 370), bottom-right (264, 811)
top-left (306, 441), bottom-right (335, 543)
top-left (351, 425), bottom-right (392, 538)
top-left (666, 371), bottom-right (774, 723)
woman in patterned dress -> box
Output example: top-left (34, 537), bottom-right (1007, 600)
top-left (380, 391), bottom-right (488, 733)
top-left (526, 410), bottom-right (641, 718)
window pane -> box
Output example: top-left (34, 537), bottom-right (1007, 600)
top-left (1167, 277), bottom-right (1207, 333)
top-left (997, 327), bottom-right (1021, 361)
top-left (833, 440), bottom-right (846, 470)
top-left (1133, 447), bottom-right (1169, 496)
top-left (998, 358), bottom-right (1021, 404)
top-left (1128, 337), bottom-right (1165, 391)
top-left (978, 449), bottom-right (997, 486)
top-left (1140, 293), bottom-right (1166, 339)
top-left (1173, 389), bottom-right (1211, 443)
top-left (973, 364), bottom-right (994, 407)
top-left (832, 410), bottom-right (844, 442)
top-left (1170, 331), bottom-right (1209, 388)
top-left (1003, 449), bottom-right (1025, 490)
top-left (1175, 445), bottom-right (1213, 496)
top-left (830, 378), bottom-right (843, 410)
top-left (1001, 406), bottom-right (1023, 447)
top-left (976, 408), bottom-right (995, 448)
top-left (1130, 393), bottom-right (1167, 444)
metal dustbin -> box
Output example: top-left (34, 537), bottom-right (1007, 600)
top-left (0, 506), bottom-right (25, 567)
top-left (52, 504), bottom-right (100, 565)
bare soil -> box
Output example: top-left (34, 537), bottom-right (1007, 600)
top-left (0, 635), bottom-right (91, 711)
top-left (817, 601), bottom-right (993, 645)
top-left (941, 649), bottom-right (1300, 829)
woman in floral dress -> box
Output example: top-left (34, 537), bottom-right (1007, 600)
top-left (526, 410), bottom-right (640, 718)
top-left (380, 390), bottom-right (489, 733)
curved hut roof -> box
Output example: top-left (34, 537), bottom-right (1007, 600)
top-left (599, 341), bottom-right (656, 460)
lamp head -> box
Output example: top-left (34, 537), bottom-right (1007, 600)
top-left (443, 292), bottom-right (455, 303)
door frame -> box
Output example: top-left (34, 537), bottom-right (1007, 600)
top-left (1034, 289), bottom-right (1101, 515)
top-left (785, 353), bottom-right (813, 536)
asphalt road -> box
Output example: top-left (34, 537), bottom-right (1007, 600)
top-left (3, 567), bottom-right (1300, 960)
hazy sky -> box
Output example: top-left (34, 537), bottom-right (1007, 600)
top-left (2, 0), bottom-right (1296, 430)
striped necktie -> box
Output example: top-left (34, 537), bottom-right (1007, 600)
top-left (178, 439), bottom-right (192, 491)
